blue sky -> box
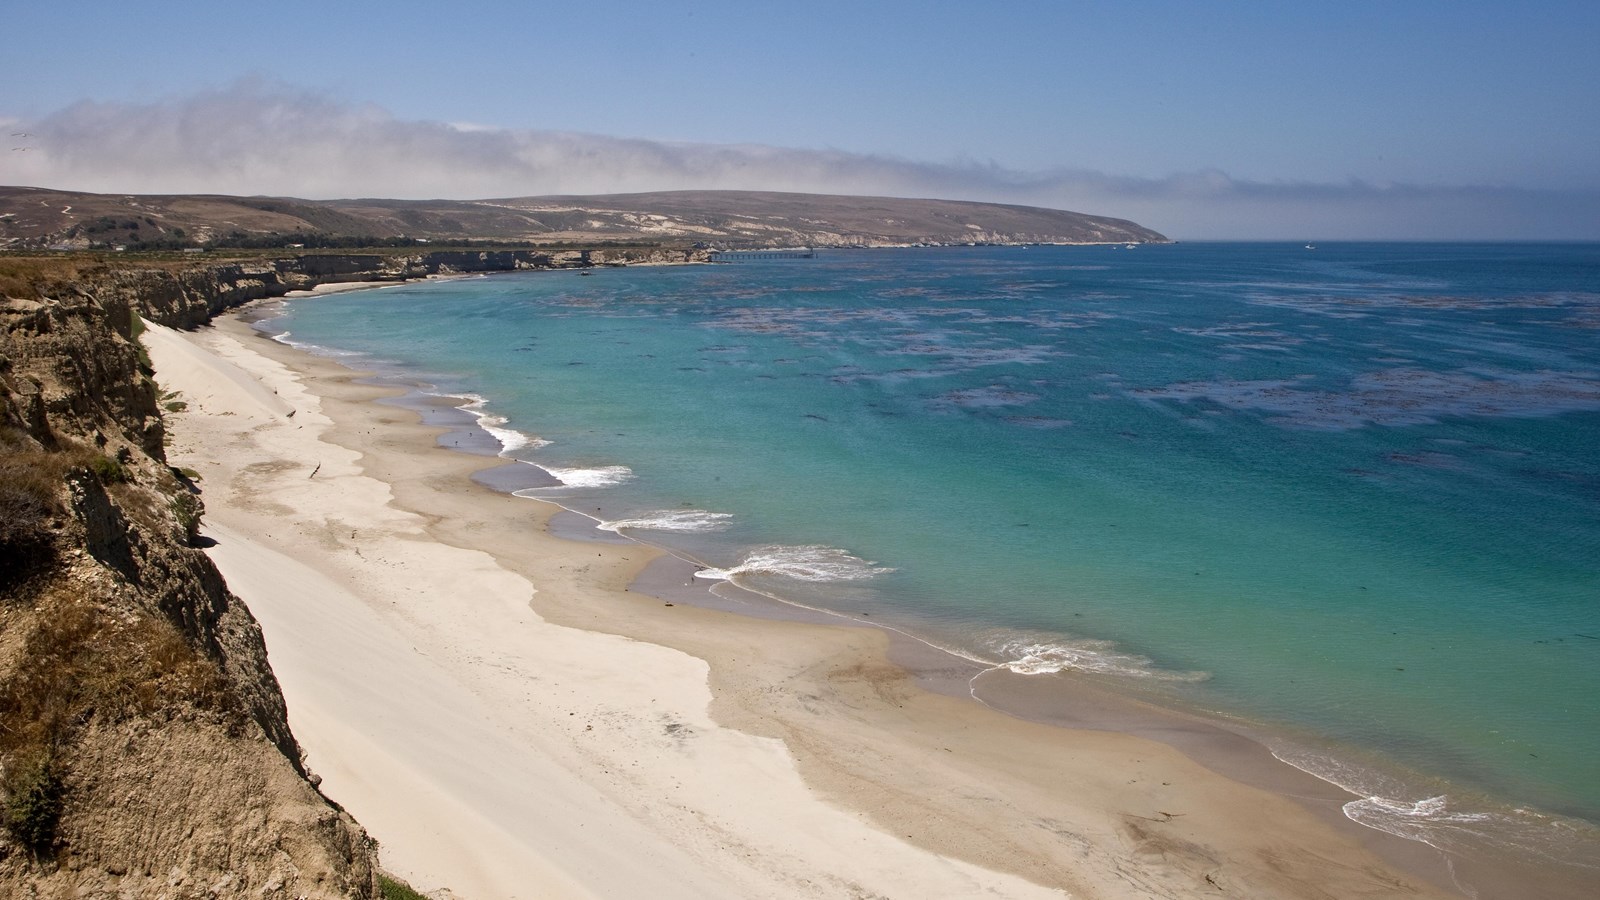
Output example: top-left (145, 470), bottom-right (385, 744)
top-left (3, 1), bottom-right (1597, 239)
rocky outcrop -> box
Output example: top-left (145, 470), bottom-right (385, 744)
top-left (0, 291), bottom-right (165, 455)
top-left (0, 286), bottom-right (378, 897)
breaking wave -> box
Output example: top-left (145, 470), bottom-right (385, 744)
top-left (535, 465), bottom-right (635, 489)
top-left (989, 636), bottom-right (1209, 682)
top-left (434, 392), bottom-right (550, 454)
top-left (695, 545), bottom-right (893, 583)
top-left (266, 330), bottom-right (367, 360)
top-left (1272, 745), bottom-right (1600, 869)
top-left (598, 510), bottom-right (734, 533)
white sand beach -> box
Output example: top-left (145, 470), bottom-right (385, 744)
top-left (144, 313), bottom-right (1471, 899)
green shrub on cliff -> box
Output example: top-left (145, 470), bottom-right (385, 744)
top-left (87, 454), bottom-right (130, 484)
top-left (0, 753), bottom-right (64, 856)
top-left (127, 307), bottom-right (146, 343)
top-left (379, 875), bottom-right (430, 900)
top-left (0, 481), bottom-right (53, 591)
top-left (169, 491), bottom-right (203, 545)
top-left (0, 431), bottom-right (61, 592)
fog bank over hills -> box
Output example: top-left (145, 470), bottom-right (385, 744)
top-left (3, 84), bottom-right (1595, 241)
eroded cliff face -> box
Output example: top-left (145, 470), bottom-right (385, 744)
top-left (55, 247), bottom-right (703, 330)
top-left (0, 286), bottom-right (378, 897)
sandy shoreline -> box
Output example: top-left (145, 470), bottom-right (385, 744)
top-left (142, 307), bottom-right (1584, 899)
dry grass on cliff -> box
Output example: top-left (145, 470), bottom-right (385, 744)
top-left (0, 256), bottom-right (109, 300)
top-left (0, 425), bottom-right (199, 581)
top-left (0, 426), bottom-right (234, 856)
top-left (0, 430), bottom-right (68, 592)
top-left (0, 581), bottom-right (240, 855)
top-left (0, 430), bottom-right (141, 581)
top-left (0, 588), bottom-right (236, 734)
top-left (0, 254), bottom-right (237, 300)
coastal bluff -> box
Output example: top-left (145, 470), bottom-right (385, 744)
top-left (0, 262), bottom-right (401, 896)
top-left (72, 247), bottom-right (697, 329)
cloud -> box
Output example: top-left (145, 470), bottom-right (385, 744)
top-left (2, 81), bottom-right (1595, 240)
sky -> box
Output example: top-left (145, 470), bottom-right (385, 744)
top-left (3, 1), bottom-right (1597, 239)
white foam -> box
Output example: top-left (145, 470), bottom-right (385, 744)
top-left (478, 414), bottom-right (548, 453)
top-left (1271, 745), bottom-right (1600, 869)
top-left (434, 392), bottom-right (550, 455)
top-left (541, 465), bottom-right (635, 489)
top-left (1346, 795), bottom-right (1600, 870)
top-left (267, 330), bottom-right (366, 359)
top-left (598, 510), bottom-right (734, 533)
top-left (696, 545), bottom-right (893, 583)
top-left (1344, 795), bottom-right (1491, 837)
top-left (994, 638), bottom-right (1209, 682)
top-left (1270, 744), bottom-right (1406, 799)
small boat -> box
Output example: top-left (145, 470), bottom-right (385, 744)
top-left (1305, 242), bottom-right (1317, 250)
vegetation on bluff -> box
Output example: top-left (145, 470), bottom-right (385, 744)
top-left (0, 277), bottom-right (378, 895)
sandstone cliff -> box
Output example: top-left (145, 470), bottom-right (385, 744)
top-left (0, 246), bottom-right (700, 330)
top-left (0, 279), bottom-right (378, 896)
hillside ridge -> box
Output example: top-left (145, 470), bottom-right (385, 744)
top-left (0, 186), bottom-right (1167, 250)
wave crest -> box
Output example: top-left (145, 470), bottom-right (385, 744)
top-left (477, 413), bottom-right (549, 453)
top-left (540, 465), bottom-right (635, 488)
top-left (437, 392), bottom-right (550, 454)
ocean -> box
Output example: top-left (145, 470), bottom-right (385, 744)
top-left (264, 242), bottom-right (1600, 866)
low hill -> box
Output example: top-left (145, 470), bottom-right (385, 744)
top-left (0, 186), bottom-right (1167, 250)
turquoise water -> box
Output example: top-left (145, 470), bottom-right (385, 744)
top-left (270, 244), bottom-right (1600, 852)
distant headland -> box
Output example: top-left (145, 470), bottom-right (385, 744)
top-left (0, 186), bottom-right (1168, 252)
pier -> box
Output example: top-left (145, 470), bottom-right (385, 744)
top-left (709, 248), bottom-right (816, 262)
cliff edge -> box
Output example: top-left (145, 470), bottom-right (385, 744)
top-left (0, 273), bottom-right (379, 896)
